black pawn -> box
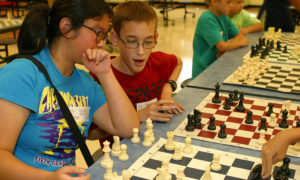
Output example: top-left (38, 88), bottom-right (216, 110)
top-left (233, 90), bottom-right (239, 101)
top-left (259, 117), bottom-right (267, 131)
top-left (266, 103), bottom-right (274, 116)
top-left (208, 116), bottom-right (216, 130)
top-left (223, 97), bottom-right (231, 110)
top-left (228, 92), bottom-right (234, 105)
top-left (279, 109), bottom-right (289, 128)
top-left (212, 83), bottom-right (221, 104)
top-left (245, 111), bottom-right (253, 124)
top-left (218, 124), bottom-right (227, 139)
top-left (185, 114), bottom-right (195, 131)
top-left (250, 164), bottom-right (262, 180)
top-left (193, 112), bottom-right (202, 128)
top-left (276, 41), bottom-right (281, 51)
top-left (262, 38), bottom-right (266, 46)
top-left (281, 157), bottom-right (291, 176)
top-left (270, 40), bottom-right (274, 49)
top-left (283, 46), bottom-right (288, 53)
top-left (236, 92), bottom-right (245, 112)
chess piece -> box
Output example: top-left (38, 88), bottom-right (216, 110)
top-left (193, 112), bottom-right (202, 128)
top-left (104, 161), bottom-right (114, 180)
top-left (282, 100), bottom-right (291, 118)
top-left (273, 157), bottom-right (291, 180)
top-left (111, 136), bottom-right (121, 157)
top-left (122, 170), bottom-right (131, 180)
top-left (236, 92), bottom-right (245, 112)
top-left (172, 143), bottom-right (182, 160)
top-left (250, 164), bottom-right (262, 180)
top-left (212, 83), bottom-right (221, 104)
top-left (218, 124), bottom-right (227, 139)
top-left (161, 158), bottom-right (170, 171)
top-left (228, 92), bottom-right (234, 105)
top-left (279, 109), bottom-right (289, 128)
top-left (245, 110), bottom-right (253, 124)
top-left (258, 117), bottom-right (267, 131)
top-left (131, 128), bottom-right (140, 143)
top-left (283, 45), bottom-right (288, 53)
top-left (276, 41), bottom-right (281, 51)
top-left (165, 131), bottom-right (175, 150)
top-left (257, 129), bottom-right (267, 145)
top-left (193, 109), bottom-right (202, 120)
top-left (156, 167), bottom-right (171, 180)
top-left (185, 114), bottom-right (195, 131)
top-left (233, 90), bottom-right (239, 101)
top-left (146, 118), bottom-right (155, 142)
top-left (142, 131), bottom-right (152, 147)
top-left (176, 167), bottom-right (186, 180)
top-left (100, 140), bottom-right (113, 168)
top-left (201, 166), bottom-right (213, 180)
top-left (118, 144), bottom-right (129, 161)
top-left (210, 153), bottom-right (222, 171)
top-left (268, 113), bottom-right (277, 127)
top-left (266, 103), bottom-right (274, 116)
top-left (183, 136), bottom-right (193, 154)
top-left (208, 116), bottom-right (216, 130)
top-left (223, 97), bottom-right (231, 110)
top-left (293, 122), bottom-right (300, 151)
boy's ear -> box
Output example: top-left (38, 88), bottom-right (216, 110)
top-left (59, 17), bottom-right (74, 38)
top-left (110, 29), bottom-right (119, 47)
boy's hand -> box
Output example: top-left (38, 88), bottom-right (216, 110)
top-left (261, 131), bottom-right (290, 178)
top-left (144, 100), bottom-right (177, 122)
top-left (82, 48), bottom-right (111, 75)
top-left (49, 166), bottom-right (90, 180)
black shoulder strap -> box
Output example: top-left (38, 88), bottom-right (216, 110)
top-left (17, 55), bottom-right (94, 167)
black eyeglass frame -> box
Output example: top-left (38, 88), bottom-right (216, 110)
top-left (118, 35), bottom-right (157, 49)
top-left (82, 24), bottom-right (110, 43)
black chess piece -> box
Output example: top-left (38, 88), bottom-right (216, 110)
top-left (193, 109), bottom-right (202, 121)
top-left (283, 46), bottom-right (288, 53)
top-left (260, 50), bottom-right (266, 59)
top-left (245, 110), bottom-right (253, 124)
top-left (212, 83), bottom-right (221, 104)
top-left (185, 114), bottom-right (195, 131)
top-left (233, 90), bottom-right (239, 101)
top-left (208, 116), bottom-right (216, 130)
top-left (193, 112), bottom-right (202, 128)
top-left (218, 124), bottom-right (227, 139)
top-left (270, 40), bottom-right (274, 49)
top-left (266, 103), bottom-right (274, 116)
top-left (236, 92), bottom-right (245, 112)
top-left (262, 38), bottom-right (266, 46)
top-left (258, 117), bottom-right (267, 131)
top-left (250, 164), bottom-right (262, 180)
top-left (281, 157), bottom-right (291, 176)
top-left (279, 109), bottom-right (289, 128)
top-left (228, 92), bottom-right (234, 105)
top-left (297, 121), bottom-right (300, 128)
top-left (223, 97), bottom-right (231, 110)
top-left (276, 41), bottom-right (281, 51)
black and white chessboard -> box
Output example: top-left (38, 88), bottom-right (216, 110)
top-left (128, 138), bottom-right (300, 180)
top-left (223, 63), bottom-right (300, 93)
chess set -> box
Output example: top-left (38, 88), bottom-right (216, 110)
top-left (223, 62), bottom-right (300, 94)
top-left (173, 91), bottom-right (300, 157)
top-left (128, 138), bottom-right (300, 180)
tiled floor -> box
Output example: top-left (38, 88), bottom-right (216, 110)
top-left (0, 5), bottom-right (260, 169)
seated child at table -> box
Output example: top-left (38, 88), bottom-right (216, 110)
top-left (229, 0), bottom-right (263, 35)
top-left (192, 0), bottom-right (249, 79)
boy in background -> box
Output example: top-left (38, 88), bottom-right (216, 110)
top-left (192, 0), bottom-right (249, 79)
top-left (229, 0), bottom-right (263, 35)
top-left (90, 1), bottom-right (184, 126)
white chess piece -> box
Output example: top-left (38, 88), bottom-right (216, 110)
top-left (104, 161), bottom-right (114, 180)
top-left (165, 131), bottom-right (175, 150)
top-left (210, 153), bottom-right (221, 171)
top-left (268, 113), bottom-right (277, 127)
top-left (131, 128), bottom-right (140, 143)
top-left (183, 136), bottom-right (193, 154)
top-left (175, 167), bottom-right (186, 180)
top-left (122, 170), bottom-right (131, 180)
top-left (293, 141), bottom-right (300, 151)
top-left (156, 167), bottom-right (171, 180)
top-left (142, 130), bottom-right (152, 147)
top-left (100, 140), bottom-right (113, 168)
top-left (111, 136), bottom-right (121, 157)
top-left (118, 144), bottom-right (129, 161)
top-left (257, 129), bottom-right (267, 145)
top-left (161, 158), bottom-right (170, 171)
top-left (201, 166), bottom-right (213, 180)
top-left (146, 118), bottom-right (155, 142)
top-left (172, 143), bottom-right (182, 160)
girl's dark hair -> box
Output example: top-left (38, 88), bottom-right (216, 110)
top-left (18, 0), bottom-right (112, 55)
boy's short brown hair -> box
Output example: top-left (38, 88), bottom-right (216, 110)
top-left (113, 1), bottom-right (157, 35)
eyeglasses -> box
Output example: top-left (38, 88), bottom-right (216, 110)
top-left (82, 24), bottom-right (109, 43)
top-left (119, 36), bottom-right (156, 49)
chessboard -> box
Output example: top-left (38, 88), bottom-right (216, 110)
top-left (128, 138), bottom-right (300, 180)
top-left (173, 92), bottom-right (300, 157)
top-left (223, 63), bottom-right (300, 94)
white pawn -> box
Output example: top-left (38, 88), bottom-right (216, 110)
top-left (257, 129), bottom-right (267, 145)
top-left (122, 170), bottom-right (131, 180)
top-left (156, 167), bottom-right (171, 180)
top-left (268, 113), bottom-right (277, 127)
top-left (142, 130), bottom-right (152, 147)
top-left (146, 118), bottom-right (155, 143)
top-left (100, 140), bottom-right (113, 168)
top-left (176, 167), bottom-right (186, 180)
top-left (161, 158), bottom-right (170, 171)
top-left (111, 136), bottom-right (121, 157)
top-left (210, 153), bottom-right (221, 171)
top-left (172, 143), bottom-right (182, 160)
top-left (104, 161), bottom-right (114, 180)
top-left (201, 166), bottom-right (213, 180)
top-left (165, 131), bottom-right (175, 150)
top-left (131, 128), bottom-right (140, 143)
top-left (183, 136), bottom-right (193, 154)
top-left (118, 144), bottom-right (129, 161)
